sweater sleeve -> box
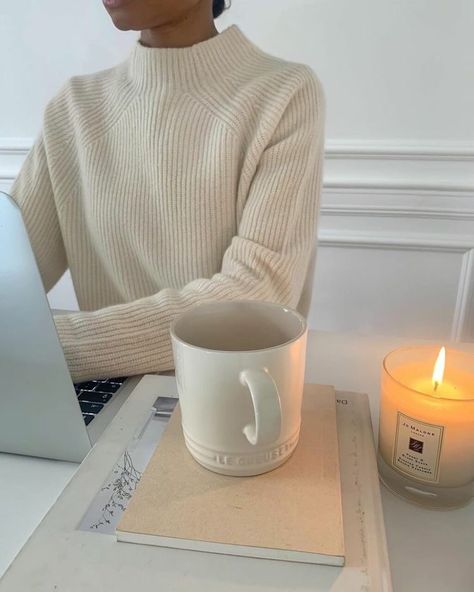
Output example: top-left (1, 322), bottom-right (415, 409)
top-left (54, 70), bottom-right (325, 382)
top-left (9, 133), bottom-right (68, 292)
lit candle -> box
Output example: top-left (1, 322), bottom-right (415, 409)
top-left (410, 347), bottom-right (462, 398)
top-left (378, 346), bottom-right (474, 509)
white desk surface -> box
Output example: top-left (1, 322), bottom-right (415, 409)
top-left (1, 330), bottom-right (473, 592)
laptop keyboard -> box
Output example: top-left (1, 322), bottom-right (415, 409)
top-left (74, 377), bottom-right (128, 426)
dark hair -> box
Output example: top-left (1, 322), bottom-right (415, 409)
top-left (213, 0), bottom-right (228, 18)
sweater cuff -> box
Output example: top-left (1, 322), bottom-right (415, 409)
top-left (54, 312), bottom-right (85, 382)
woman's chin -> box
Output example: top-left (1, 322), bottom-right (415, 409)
top-left (106, 10), bottom-right (143, 31)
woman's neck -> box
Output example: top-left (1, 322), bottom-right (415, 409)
top-left (140, 4), bottom-right (219, 49)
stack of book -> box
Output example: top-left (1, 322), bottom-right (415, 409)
top-left (116, 382), bottom-right (392, 589)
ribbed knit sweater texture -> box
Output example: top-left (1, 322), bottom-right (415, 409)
top-left (11, 25), bottom-right (325, 382)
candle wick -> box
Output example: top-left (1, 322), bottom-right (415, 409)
top-left (433, 381), bottom-right (439, 392)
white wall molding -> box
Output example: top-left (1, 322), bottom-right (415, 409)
top-left (0, 138), bottom-right (32, 188)
top-left (325, 139), bottom-right (474, 162)
top-left (451, 249), bottom-right (474, 342)
top-left (321, 204), bottom-right (474, 221)
top-left (0, 138), bottom-right (31, 155)
top-left (2, 137), bottom-right (474, 194)
top-left (317, 231), bottom-right (474, 253)
top-left (324, 139), bottom-right (474, 196)
top-left (4, 138), bottom-right (474, 158)
top-left (323, 180), bottom-right (474, 194)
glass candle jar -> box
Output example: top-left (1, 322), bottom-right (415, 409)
top-left (378, 346), bottom-right (474, 509)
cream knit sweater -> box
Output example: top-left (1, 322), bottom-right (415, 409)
top-left (11, 25), bottom-right (325, 382)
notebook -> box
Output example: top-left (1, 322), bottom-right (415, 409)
top-left (116, 384), bottom-right (345, 566)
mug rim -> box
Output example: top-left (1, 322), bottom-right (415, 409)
top-left (170, 300), bottom-right (307, 354)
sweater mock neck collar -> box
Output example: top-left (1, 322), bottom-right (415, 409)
top-left (128, 25), bottom-right (257, 90)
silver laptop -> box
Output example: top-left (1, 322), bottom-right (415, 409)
top-left (0, 191), bottom-right (142, 462)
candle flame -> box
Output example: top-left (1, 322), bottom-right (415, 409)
top-left (432, 347), bottom-right (446, 391)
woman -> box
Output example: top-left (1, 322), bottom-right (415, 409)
top-left (11, 0), bottom-right (325, 382)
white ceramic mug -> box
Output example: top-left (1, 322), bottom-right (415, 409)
top-left (170, 300), bottom-right (307, 476)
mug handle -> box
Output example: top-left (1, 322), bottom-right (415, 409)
top-left (239, 368), bottom-right (282, 446)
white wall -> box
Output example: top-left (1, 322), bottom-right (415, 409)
top-left (2, 0), bottom-right (474, 141)
top-left (1, 0), bottom-right (474, 340)
top-left (221, 0), bottom-right (474, 142)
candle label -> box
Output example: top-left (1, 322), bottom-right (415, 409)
top-left (393, 412), bottom-right (444, 482)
